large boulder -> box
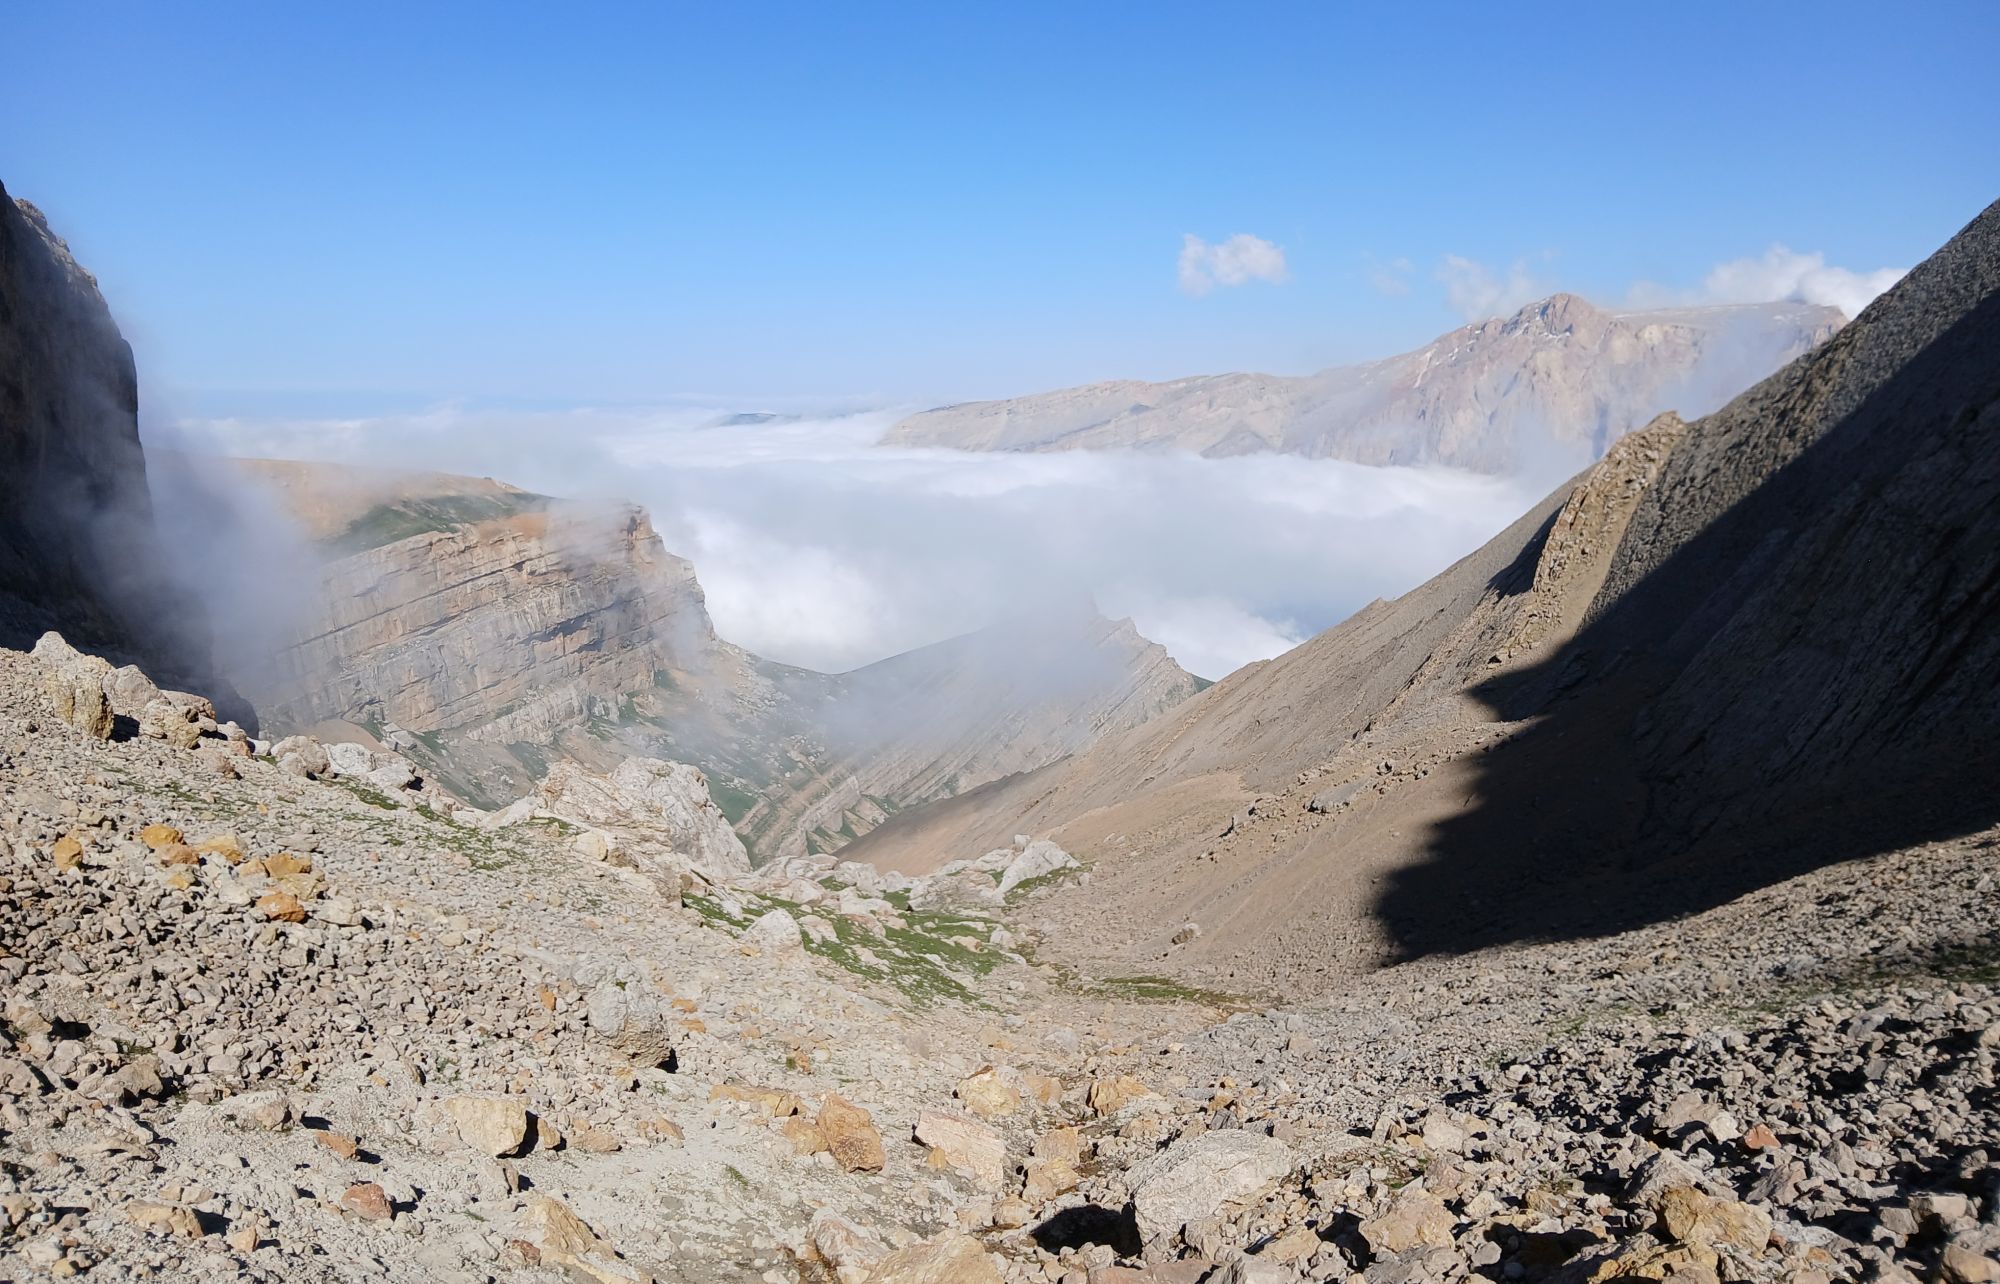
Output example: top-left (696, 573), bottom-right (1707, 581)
top-left (537, 757), bottom-right (750, 874)
top-left (1125, 1130), bottom-right (1295, 1245)
top-left (584, 980), bottom-right (676, 1068)
top-left (996, 839), bottom-right (1079, 896)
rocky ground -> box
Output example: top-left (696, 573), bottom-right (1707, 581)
top-left (2, 635), bottom-right (1997, 1284)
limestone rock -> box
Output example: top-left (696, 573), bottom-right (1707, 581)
top-left (585, 980), bottom-right (676, 1067)
top-left (995, 839), bottom-right (1078, 895)
top-left (445, 1094), bottom-right (530, 1157)
top-left (860, 1230), bottom-right (1002, 1284)
top-left (914, 1109), bottom-right (1007, 1189)
top-left (955, 1065), bottom-right (1020, 1119)
top-left (817, 1093), bottom-right (886, 1172)
top-left (743, 907), bottom-right (804, 955)
top-left (537, 757), bottom-right (750, 874)
top-left (1359, 1185), bottom-right (1455, 1255)
top-left (1126, 1130), bottom-right (1295, 1244)
top-left (810, 1209), bottom-right (888, 1284)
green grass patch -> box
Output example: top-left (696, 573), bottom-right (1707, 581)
top-left (325, 492), bottom-right (552, 554)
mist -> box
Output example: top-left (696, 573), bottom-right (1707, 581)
top-left (167, 403), bottom-right (1543, 680)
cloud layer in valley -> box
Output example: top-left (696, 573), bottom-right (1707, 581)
top-left (167, 405), bottom-right (1538, 681)
top-left (1178, 233), bottom-right (1289, 297)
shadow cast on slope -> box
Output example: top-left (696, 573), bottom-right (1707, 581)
top-left (1373, 288), bottom-right (2000, 960)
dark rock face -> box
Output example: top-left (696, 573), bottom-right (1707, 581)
top-left (0, 182), bottom-right (150, 646)
top-left (1390, 197), bottom-right (2000, 953)
top-left (0, 180), bottom-right (237, 716)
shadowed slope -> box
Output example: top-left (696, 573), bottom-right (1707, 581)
top-left (1380, 197), bottom-right (2000, 957)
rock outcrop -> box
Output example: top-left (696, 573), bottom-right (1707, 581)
top-left (534, 757), bottom-right (750, 875)
top-left (884, 294), bottom-right (1840, 471)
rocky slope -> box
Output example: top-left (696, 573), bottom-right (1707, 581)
top-left (849, 199), bottom-right (2000, 999)
top-left (3, 622), bottom-right (1996, 1284)
top-left (228, 460), bottom-right (1199, 858)
top-left (883, 295), bottom-right (1840, 471)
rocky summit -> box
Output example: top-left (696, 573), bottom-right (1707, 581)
top-left (882, 295), bottom-right (1841, 471)
top-left (0, 176), bottom-right (1997, 1284)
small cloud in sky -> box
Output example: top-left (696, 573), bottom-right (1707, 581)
top-left (1178, 233), bottom-right (1289, 297)
top-left (1365, 255), bottom-right (1415, 297)
top-left (1436, 254), bottom-right (1551, 321)
top-left (1630, 245), bottom-right (1905, 319)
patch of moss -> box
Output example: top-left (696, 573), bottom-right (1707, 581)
top-left (325, 491), bottom-right (552, 554)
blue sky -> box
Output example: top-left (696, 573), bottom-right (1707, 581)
top-left (4, 1), bottom-right (1995, 414)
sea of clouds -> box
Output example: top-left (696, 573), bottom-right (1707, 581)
top-left (163, 404), bottom-right (1543, 681)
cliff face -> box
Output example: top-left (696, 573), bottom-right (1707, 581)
top-left (884, 295), bottom-right (1841, 471)
top-left (0, 181), bottom-right (228, 703)
top-left (237, 460), bottom-right (1200, 857)
top-left (0, 184), bottom-right (148, 645)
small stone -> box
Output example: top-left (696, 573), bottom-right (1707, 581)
top-left (1087, 1074), bottom-right (1155, 1115)
top-left (313, 1130), bottom-right (359, 1160)
top-left (139, 823), bottom-right (186, 851)
top-left (256, 890), bottom-right (306, 922)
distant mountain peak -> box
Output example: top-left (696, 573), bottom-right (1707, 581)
top-left (884, 295), bottom-right (1843, 471)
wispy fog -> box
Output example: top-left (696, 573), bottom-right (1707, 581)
top-left (166, 406), bottom-right (1541, 680)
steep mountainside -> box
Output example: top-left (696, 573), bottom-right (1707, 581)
top-left (884, 295), bottom-right (1840, 471)
top-left (232, 460), bottom-right (1199, 857)
top-left (0, 182), bottom-right (230, 702)
top-left (849, 200), bottom-right (2000, 997)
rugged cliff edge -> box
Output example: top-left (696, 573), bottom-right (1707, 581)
top-left (230, 460), bottom-right (1200, 859)
top-left (0, 185), bottom-right (148, 641)
top-left (0, 181), bottom-right (229, 705)
top-left (850, 199), bottom-right (2000, 996)
top-left (885, 294), bottom-right (1840, 471)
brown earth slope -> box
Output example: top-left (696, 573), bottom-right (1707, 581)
top-left (849, 198), bottom-right (2000, 999)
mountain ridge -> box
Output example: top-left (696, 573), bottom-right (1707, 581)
top-left (884, 293), bottom-right (1841, 471)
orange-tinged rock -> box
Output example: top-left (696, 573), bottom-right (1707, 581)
top-left (339, 1182), bottom-right (391, 1222)
top-left (1087, 1074), bottom-right (1154, 1115)
top-left (158, 843), bottom-right (200, 866)
top-left (50, 833), bottom-right (84, 871)
top-left (139, 824), bottom-right (185, 850)
top-left (955, 1066), bottom-right (1021, 1120)
top-left (817, 1093), bottom-right (885, 1172)
top-left (782, 1116), bottom-right (827, 1155)
top-left (709, 1084), bottom-right (800, 1116)
top-left (256, 891), bottom-right (306, 923)
top-left (1742, 1123), bottom-right (1780, 1150)
top-left (313, 1130), bottom-right (359, 1160)
top-left (265, 852), bottom-right (313, 877)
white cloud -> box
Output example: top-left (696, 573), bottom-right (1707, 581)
top-left (1673, 246), bottom-right (1904, 319)
top-left (172, 404), bottom-right (1538, 679)
top-left (1436, 254), bottom-right (1550, 321)
top-left (1178, 233), bottom-right (1289, 297)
